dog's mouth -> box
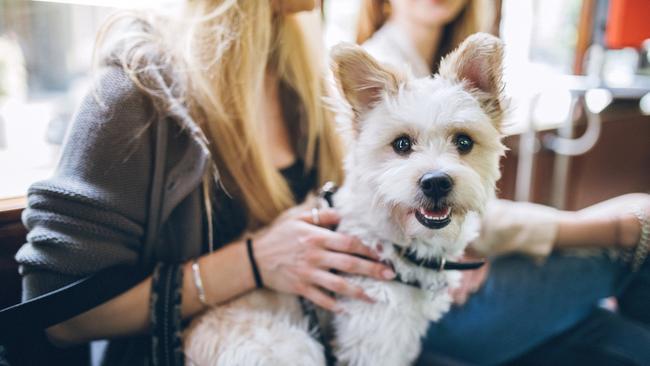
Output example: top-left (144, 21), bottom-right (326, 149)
top-left (414, 206), bottom-right (452, 229)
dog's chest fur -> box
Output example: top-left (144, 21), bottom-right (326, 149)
top-left (327, 189), bottom-right (477, 366)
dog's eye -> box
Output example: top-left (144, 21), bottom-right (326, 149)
top-left (454, 134), bottom-right (474, 154)
top-left (392, 135), bottom-right (412, 154)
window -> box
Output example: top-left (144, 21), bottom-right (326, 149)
top-left (1, 0), bottom-right (586, 200)
top-left (0, 0), bottom-right (178, 200)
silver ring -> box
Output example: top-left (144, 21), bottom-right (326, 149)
top-left (311, 207), bottom-right (321, 226)
top-left (438, 257), bottom-right (446, 271)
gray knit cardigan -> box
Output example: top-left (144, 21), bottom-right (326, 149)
top-left (16, 64), bottom-right (210, 301)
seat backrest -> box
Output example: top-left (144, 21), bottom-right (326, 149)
top-left (0, 201), bottom-right (26, 309)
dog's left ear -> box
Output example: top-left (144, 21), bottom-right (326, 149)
top-left (439, 33), bottom-right (505, 127)
top-left (330, 43), bottom-right (405, 118)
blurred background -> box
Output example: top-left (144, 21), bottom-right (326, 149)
top-left (0, 0), bottom-right (649, 306)
top-left (0, 0), bottom-right (648, 205)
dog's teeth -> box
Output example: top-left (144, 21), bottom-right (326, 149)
top-left (419, 207), bottom-right (450, 221)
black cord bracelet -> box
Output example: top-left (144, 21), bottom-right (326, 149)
top-left (246, 237), bottom-right (264, 289)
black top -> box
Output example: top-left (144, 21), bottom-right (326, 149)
top-left (210, 159), bottom-right (317, 248)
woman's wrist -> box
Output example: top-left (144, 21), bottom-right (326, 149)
top-left (617, 212), bottom-right (642, 248)
top-left (246, 237), bottom-right (265, 289)
top-left (235, 239), bottom-right (259, 292)
top-left (190, 259), bottom-right (209, 306)
top-left (555, 211), bottom-right (641, 249)
top-left (182, 241), bottom-right (256, 314)
top-left (556, 213), bottom-right (618, 248)
top-left (204, 242), bottom-right (257, 301)
top-left (555, 194), bottom-right (650, 250)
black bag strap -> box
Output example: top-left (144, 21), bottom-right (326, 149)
top-left (141, 116), bottom-right (168, 268)
top-left (0, 266), bottom-right (149, 343)
top-left (0, 118), bottom-right (169, 344)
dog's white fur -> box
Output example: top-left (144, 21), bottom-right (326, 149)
top-left (184, 33), bottom-right (506, 366)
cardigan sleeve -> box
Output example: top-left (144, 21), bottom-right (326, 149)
top-left (15, 65), bottom-right (156, 300)
top-left (471, 199), bottom-right (560, 259)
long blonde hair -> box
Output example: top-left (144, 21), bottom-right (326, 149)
top-left (356, 0), bottom-right (489, 69)
top-left (96, 1), bottom-right (343, 229)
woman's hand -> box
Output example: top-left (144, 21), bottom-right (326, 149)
top-left (614, 194), bottom-right (650, 249)
top-left (450, 253), bottom-right (489, 306)
top-left (252, 206), bottom-right (396, 312)
top-left (557, 193), bottom-right (650, 249)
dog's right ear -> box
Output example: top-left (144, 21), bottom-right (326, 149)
top-left (330, 43), bottom-right (404, 117)
top-left (438, 33), bottom-right (506, 128)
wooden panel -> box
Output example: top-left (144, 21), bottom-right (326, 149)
top-left (566, 105), bottom-right (650, 209)
top-left (573, 0), bottom-right (596, 75)
top-left (498, 101), bottom-right (650, 210)
top-left (0, 198), bottom-right (26, 308)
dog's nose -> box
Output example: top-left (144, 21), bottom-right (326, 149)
top-left (420, 172), bottom-right (453, 199)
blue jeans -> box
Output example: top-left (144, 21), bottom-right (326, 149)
top-left (419, 251), bottom-right (650, 365)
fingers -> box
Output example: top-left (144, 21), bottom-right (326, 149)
top-left (319, 233), bottom-right (380, 260)
top-left (308, 269), bottom-right (374, 303)
top-left (300, 285), bottom-right (340, 312)
top-left (298, 207), bottom-right (341, 227)
top-left (315, 250), bottom-right (394, 280)
top-left (451, 266), bottom-right (489, 305)
top-left (450, 274), bottom-right (472, 305)
top-left (450, 279), bottom-right (470, 305)
top-left (476, 263), bottom-right (490, 287)
top-left (452, 289), bottom-right (469, 305)
top-left (470, 262), bottom-right (489, 291)
top-left (297, 207), bottom-right (381, 260)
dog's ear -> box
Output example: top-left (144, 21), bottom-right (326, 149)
top-left (331, 43), bottom-right (404, 117)
top-left (439, 33), bottom-right (505, 127)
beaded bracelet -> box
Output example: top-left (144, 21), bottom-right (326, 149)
top-left (631, 208), bottom-right (650, 272)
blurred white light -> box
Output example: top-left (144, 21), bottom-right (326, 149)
top-left (602, 48), bottom-right (639, 87)
top-left (33, 0), bottom-right (181, 9)
top-left (640, 93), bottom-right (650, 115)
top-left (585, 88), bottom-right (613, 114)
top-left (533, 89), bottom-right (573, 125)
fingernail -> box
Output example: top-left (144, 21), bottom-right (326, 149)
top-left (382, 269), bottom-right (396, 279)
top-left (363, 293), bottom-right (376, 304)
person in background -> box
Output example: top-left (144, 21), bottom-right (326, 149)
top-left (15, 0), bottom-right (395, 364)
top-left (356, 0), bottom-right (650, 364)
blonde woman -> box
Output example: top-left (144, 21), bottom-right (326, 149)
top-left (15, 0), bottom-right (394, 364)
top-left (357, 1), bottom-right (650, 365)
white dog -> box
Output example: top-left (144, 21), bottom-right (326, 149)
top-left (184, 33), bottom-right (506, 366)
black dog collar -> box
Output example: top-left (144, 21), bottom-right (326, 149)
top-left (395, 245), bottom-right (485, 271)
top-left (389, 245), bottom-right (485, 289)
top-left (319, 181), bottom-right (337, 208)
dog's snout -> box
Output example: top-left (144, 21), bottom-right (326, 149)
top-left (420, 172), bottom-right (453, 199)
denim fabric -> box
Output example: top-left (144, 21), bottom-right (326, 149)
top-left (420, 251), bottom-right (650, 365)
top-left (507, 307), bottom-right (650, 366)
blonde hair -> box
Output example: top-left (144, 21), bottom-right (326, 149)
top-left (356, 0), bottom-right (489, 69)
top-left (96, 1), bottom-right (343, 229)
